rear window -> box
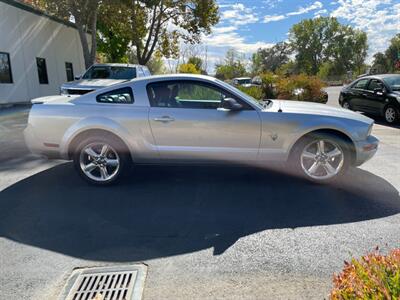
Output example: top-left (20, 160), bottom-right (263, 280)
top-left (83, 66), bottom-right (137, 80)
top-left (96, 87), bottom-right (134, 104)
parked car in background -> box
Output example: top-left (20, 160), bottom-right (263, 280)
top-left (60, 63), bottom-right (151, 96)
top-left (232, 77), bottom-right (253, 87)
top-left (339, 74), bottom-right (400, 124)
top-left (25, 74), bottom-right (378, 185)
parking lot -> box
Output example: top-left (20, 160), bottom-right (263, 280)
top-left (0, 86), bottom-right (399, 299)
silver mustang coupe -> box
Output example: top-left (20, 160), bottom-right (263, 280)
top-left (24, 74), bottom-right (378, 185)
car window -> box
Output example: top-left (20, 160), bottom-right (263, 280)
top-left (96, 87), bottom-right (134, 104)
top-left (83, 66), bottom-right (136, 80)
top-left (147, 81), bottom-right (251, 110)
top-left (352, 79), bottom-right (369, 90)
top-left (382, 75), bottom-right (400, 91)
top-left (367, 79), bottom-right (384, 91)
top-left (137, 67), bottom-right (145, 77)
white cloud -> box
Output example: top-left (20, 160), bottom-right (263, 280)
top-left (287, 1), bottom-right (323, 16)
top-left (220, 3), bottom-right (259, 26)
top-left (330, 0), bottom-right (400, 61)
top-left (263, 14), bottom-right (287, 23)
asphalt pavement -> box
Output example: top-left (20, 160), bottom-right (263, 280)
top-left (0, 87), bottom-right (399, 299)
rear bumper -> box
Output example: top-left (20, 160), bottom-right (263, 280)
top-left (354, 135), bottom-right (379, 166)
top-left (24, 124), bottom-right (62, 158)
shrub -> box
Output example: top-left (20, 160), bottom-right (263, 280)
top-left (178, 63), bottom-right (201, 74)
top-left (330, 248), bottom-right (400, 300)
top-left (276, 74), bottom-right (326, 103)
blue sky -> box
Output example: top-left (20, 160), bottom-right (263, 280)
top-left (197, 0), bottom-right (400, 72)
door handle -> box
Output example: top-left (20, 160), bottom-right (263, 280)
top-left (153, 116), bottom-right (175, 123)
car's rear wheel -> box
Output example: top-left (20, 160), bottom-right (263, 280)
top-left (73, 136), bottom-right (129, 185)
top-left (384, 105), bottom-right (398, 124)
top-left (291, 134), bottom-right (350, 183)
top-left (342, 99), bottom-right (351, 110)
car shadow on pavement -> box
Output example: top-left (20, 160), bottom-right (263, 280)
top-left (0, 163), bottom-right (399, 261)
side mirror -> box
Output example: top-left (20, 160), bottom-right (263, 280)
top-left (221, 97), bottom-right (243, 111)
top-left (74, 75), bottom-right (81, 80)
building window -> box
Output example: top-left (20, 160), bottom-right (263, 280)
top-left (65, 62), bottom-right (74, 82)
top-left (36, 57), bottom-right (49, 84)
top-left (0, 52), bottom-right (13, 84)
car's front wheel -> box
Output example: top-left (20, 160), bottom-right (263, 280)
top-left (291, 134), bottom-right (350, 183)
top-left (73, 136), bottom-right (129, 185)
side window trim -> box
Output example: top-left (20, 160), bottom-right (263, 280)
top-left (96, 87), bottom-right (134, 104)
top-left (146, 80), bottom-right (254, 110)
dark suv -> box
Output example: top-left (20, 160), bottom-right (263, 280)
top-left (339, 74), bottom-right (400, 124)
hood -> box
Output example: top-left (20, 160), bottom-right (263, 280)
top-left (61, 79), bottom-right (127, 90)
top-left (266, 100), bottom-right (373, 124)
top-left (31, 95), bottom-right (78, 105)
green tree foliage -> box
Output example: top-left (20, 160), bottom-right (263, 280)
top-left (289, 17), bottom-right (368, 76)
top-left (97, 2), bottom-right (132, 63)
top-left (129, 0), bottom-right (219, 65)
top-left (372, 52), bottom-right (391, 74)
top-left (252, 42), bottom-right (292, 74)
top-left (215, 49), bottom-right (247, 80)
top-left (128, 50), bottom-right (166, 74)
top-left (178, 63), bottom-right (201, 74)
top-left (385, 34), bottom-right (400, 72)
top-left (187, 57), bottom-right (204, 73)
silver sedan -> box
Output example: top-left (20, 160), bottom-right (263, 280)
top-left (24, 74), bottom-right (378, 185)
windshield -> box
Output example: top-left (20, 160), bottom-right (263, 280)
top-left (216, 79), bottom-right (263, 109)
top-left (382, 75), bottom-right (400, 91)
top-left (238, 79), bottom-right (251, 84)
top-left (82, 66), bottom-right (137, 80)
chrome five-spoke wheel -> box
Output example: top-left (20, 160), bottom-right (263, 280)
top-left (79, 142), bottom-right (120, 182)
top-left (300, 139), bottom-right (344, 180)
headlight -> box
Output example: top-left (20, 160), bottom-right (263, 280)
top-left (367, 123), bottom-right (373, 137)
top-left (60, 88), bottom-right (68, 95)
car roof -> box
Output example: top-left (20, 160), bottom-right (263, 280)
top-left (128, 73), bottom-right (219, 83)
top-left (359, 74), bottom-right (400, 80)
top-left (91, 63), bottom-right (147, 68)
top-left (234, 77), bottom-right (252, 80)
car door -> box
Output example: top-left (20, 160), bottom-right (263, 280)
top-left (364, 79), bottom-right (387, 114)
top-left (147, 80), bottom-right (262, 162)
top-left (349, 78), bottom-right (370, 111)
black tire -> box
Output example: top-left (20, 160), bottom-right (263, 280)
top-left (290, 133), bottom-right (351, 184)
top-left (383, 105), bottom-right (398, 124)
top-left (342, 100), bottom-right (351, 110)
top-left (72, 135), bottom-right (130, 186)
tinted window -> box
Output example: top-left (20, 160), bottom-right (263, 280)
top-left (96, 87), bottom-right (134, 104)
top-left (36, 57), bottom-right (49, 84)
top-left (352, 79), bottom-right (369, 89)
top-left (382, 75), bottom-right (400, 91)
top-left (65, 62), bottom-right (74, 82)
top-left (367, 79), bottom-right (384, 91)
top-left (0, 52), bottom-right (13, 84)
top-left (147, 81), bottom-right (250, 110)
top-left (83, 66), bottom-right (136, 80)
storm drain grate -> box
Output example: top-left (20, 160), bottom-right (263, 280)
top-left (60, 265), bottom-right (147, 300)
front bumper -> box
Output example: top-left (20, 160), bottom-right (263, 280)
top-left (354, 135), bottom-right (379, 166)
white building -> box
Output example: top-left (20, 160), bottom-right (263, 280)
top-left (0, 0), bottom-right (88, 105)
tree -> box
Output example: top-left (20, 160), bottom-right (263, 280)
top-left (215, 49), bottom-right (247, 80)
top-left (371, 52), bottom-right (390, 74)
top-left (252, 42), bottom-right (292, 74)
top-left (129, 0), bottom-right (219, 65)
top-left (187, 57), bottom-right (203, 72)
top-left (128, 50), bottom-right (166, 74)
top-left (289, 17), bottom-right (368, 76)
top-left (178, 63), bottom-right (201, 74)
top-left (385, 34), bottom-right (400, 72)
top-left (97, 2), bottom-right (132, 62)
